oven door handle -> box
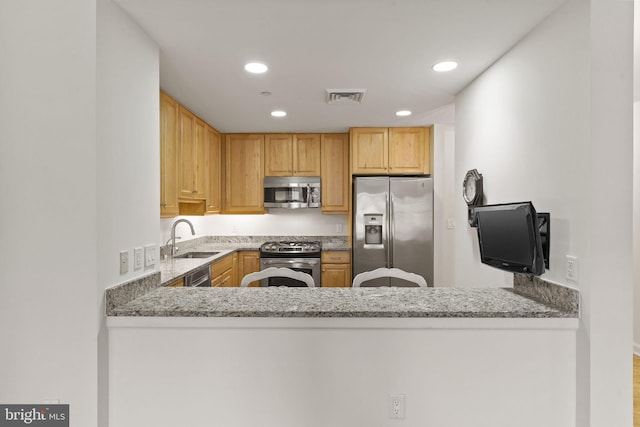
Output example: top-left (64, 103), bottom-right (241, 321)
top-left (261, 259), bottom-right (319, 266)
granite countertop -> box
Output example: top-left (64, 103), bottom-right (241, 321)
top-left (159, 236), bottom-right (349, 285)
top-left (107, 236), bottom-right (578, 320)
top-left (109, 286), bottom-right (576, 319)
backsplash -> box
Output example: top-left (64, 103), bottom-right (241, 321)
top-left (512, 273), bottom-right (579, 316)
top-left (160, 235), bottom-right (349, 259)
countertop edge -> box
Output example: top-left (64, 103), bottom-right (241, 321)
top-left (106, 315), bottom-right (579, 330)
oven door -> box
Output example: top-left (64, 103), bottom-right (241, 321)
top-left (259, 258), bottom-right (321, 287)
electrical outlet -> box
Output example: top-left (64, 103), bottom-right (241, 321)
top-left (389, 394), bottom-right (405, 419)
top-left (336, 223), bottom-right (343, 233)
top-left (134, 247), bottom-right (143, 270)
top-left (144, 244), bottom-right (156, 268)
top-left (119, 250), bottom-right (129, 275)
top-left (566, 255), bottom-right (578, 282)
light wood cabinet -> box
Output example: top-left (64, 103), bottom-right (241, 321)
top-left (223, 134), bottom-right (265, 214)
top-left (264, 133), bottom-right (320, 176)
top-left (205, 125), bottom-right (222, 214)
top-left (178, 107), bottom-right (206, 200)
top-left (211, 253), bottom-right (237, 287)
top-left (321, 133), bottom-right (349, 214)
top-left (321, 251), bottom-right (351, 287)
top-left (238, 251), bottom-right (261, 287)
top-left (166, 278), bottom-right (184, 287)
top-left (388, 127), bottom-right (430, 174)
top-left (350, 127), bottom-right (430, 175)
top-left (160, 91), bottom-right (180, 217)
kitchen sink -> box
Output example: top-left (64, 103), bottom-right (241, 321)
top-left (173, 251), bottom-right (220, 259)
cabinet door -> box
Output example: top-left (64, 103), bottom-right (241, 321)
top-left (388, 127), bottom-right (429, 174)
top-left (264, 134), bottom-right (293, 176)
top-left (321, 252), bottom-right (351, 287)
top-left (178, 107), bottom-right (196, 199)
top-left (192, 118), bottom-right (207, 199)
top-left (321, 264), bottom-right (352, 287)
top-left (224, 134), bottom-right (265, 213)
top-left (293, 134), bottom-right (321, 176)
top-left (238, 251), bottom-right (261, 287)
top-left (160, 91), bottom-right (179, 217)
top-left (350, 128), bottom-right (388, 174)
top-left (205, 125), bottom-right (222, 214)
top-left (320, 133), bottom-right (349, 213)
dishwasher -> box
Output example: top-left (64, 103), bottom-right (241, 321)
top-left (184, 265), bottom-right (211, 287)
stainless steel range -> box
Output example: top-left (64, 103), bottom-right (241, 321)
top-left (259, 241), bottom-right (322, 287)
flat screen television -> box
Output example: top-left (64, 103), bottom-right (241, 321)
top-left (472, 202), bottom-right (546, 276)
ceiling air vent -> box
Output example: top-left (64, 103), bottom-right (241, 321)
top-left (325, 89), bottom-right (366, 104)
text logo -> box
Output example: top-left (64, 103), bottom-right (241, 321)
top-left (0, 405), bottom-right (68, 426)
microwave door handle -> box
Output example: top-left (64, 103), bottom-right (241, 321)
top-left (306, 184), bottom-right (310, 207)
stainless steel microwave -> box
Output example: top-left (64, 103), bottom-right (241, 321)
top-left (263, 176), bottom-right (321, 209)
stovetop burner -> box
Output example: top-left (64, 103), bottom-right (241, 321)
top-left (260, 240), bottom-right (322, 255)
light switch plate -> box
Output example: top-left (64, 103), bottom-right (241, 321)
top-left (119, 250), bottom-right (129, 275)
top-left (134, 247), bottom-right (143, 270)
top-left (144, 244), bottom-right (156, 269)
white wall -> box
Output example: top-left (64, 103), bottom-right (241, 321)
top-left (455, 0), bottom-right (633, 425)
top-left (0, 1), bottom-right (98, 425)
top-left (109, 318), bottom-right (576, 427)
top-left (160, 210), bottom-right (347, 243)
top-left (96, 0), bottom-right (160, 426)
top-left (635, 101), bottom-right (640, 354)
top-left (633, 4), bottom-right (640, 356)
top-left (432, 123), bottom-right (456, 286)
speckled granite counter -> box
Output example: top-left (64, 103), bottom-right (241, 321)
top-left (158, 235), bottom-right (349, 285)
top-left (109, 286), bottom-right (577, 318)
top-left (106, 235), bottom-right (578, 321)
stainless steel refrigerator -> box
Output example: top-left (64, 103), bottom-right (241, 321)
top-left (352, 176), bottom-right (433, 287)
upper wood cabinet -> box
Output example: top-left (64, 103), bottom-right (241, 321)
top-left (264, 133), bottom-right (320, 176)
top-left (350, 128), bottom-right (388, 174)
top-left (321, 133), bottom-right (349, 214)
top-left (388, 127), bottom-right (430, 174)
top-left (205, 125), bottom-right (222, 214)
top-left (350, 127), bottom-right (430, 175)
top-left (223, 134), bottom-right (265, 214)
top-left (160, 91), bottom-right (180, 217)
top-left (178, 107), bottom-right (207, 200)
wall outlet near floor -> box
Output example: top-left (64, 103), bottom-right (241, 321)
top-left (389, 393), bottom-right (405, 419)
top-left (119, 250), bottom-right (129, 275)
top-left (566, 255), bottom-right (578, 283)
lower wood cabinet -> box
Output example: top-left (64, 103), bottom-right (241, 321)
top-left (321, 251), bottom-right (351, 287)
top-left (166, 278), bottom-right (184, 287)
top-left (238, 251), bottom-right (261, 287)
top-left (211, 253), bottom-right (237, 287)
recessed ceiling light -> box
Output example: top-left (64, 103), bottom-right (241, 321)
top-left (271, 110), bottom-right (286, 118)
top-left (244, 62), bottom-right (268, 74)
top-left (432, 61), bottom-right (458, 72)
top-left (396, 110), bottom-right (412, 117)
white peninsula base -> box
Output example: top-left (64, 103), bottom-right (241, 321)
top-left (108, 316), bottom-right (577, 427)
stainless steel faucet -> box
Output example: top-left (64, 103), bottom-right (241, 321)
top-left (169, 219), bottom-right (196, 257)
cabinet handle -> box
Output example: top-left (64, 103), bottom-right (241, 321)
top-left (160, 202), bottom-right (167, 207)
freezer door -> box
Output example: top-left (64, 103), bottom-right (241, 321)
top-left (389, 177), bottom-right (433, 287)
top-left (352, 177), bottom-right (390, 286)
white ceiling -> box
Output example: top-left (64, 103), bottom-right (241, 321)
top-left (114, 0), bottom-right (567, 133)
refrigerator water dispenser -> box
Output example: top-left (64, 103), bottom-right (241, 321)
top-left (364, 214), bottom-right (383, 247)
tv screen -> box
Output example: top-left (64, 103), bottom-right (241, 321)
top-left (473, 202), bottom-right (545, 276)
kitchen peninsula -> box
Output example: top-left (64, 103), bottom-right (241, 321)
top-left (106, 237), bottom-right (578, 427)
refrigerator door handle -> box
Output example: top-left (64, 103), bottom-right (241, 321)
top-left (388, 192), bottom-right (394, 268)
